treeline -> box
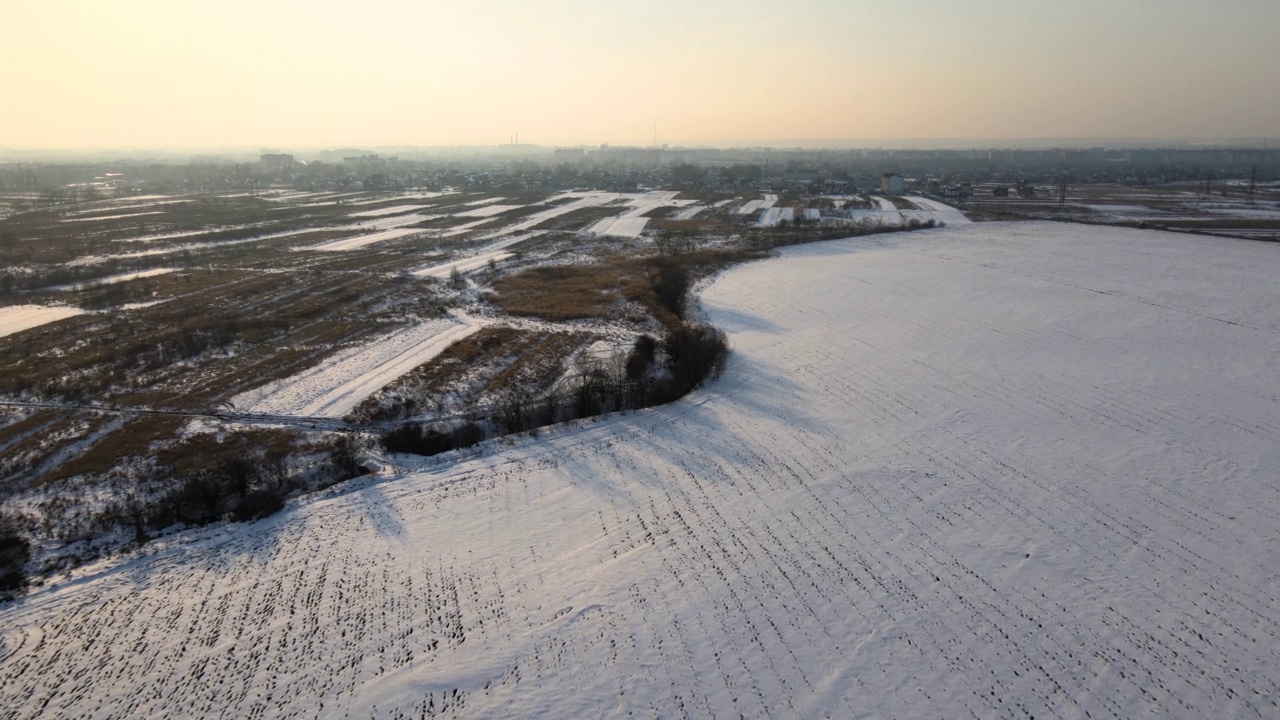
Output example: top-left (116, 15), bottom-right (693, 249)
top-left (92, 436), bottom-right (366, 544)
top-left (381, 253), bottom-right (730, 458)
top-left (0, 513), bottom-right (30, 599)
top-left (741, 216), bottom-right (943, 250)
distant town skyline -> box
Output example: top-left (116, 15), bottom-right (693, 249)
top-left (4, 0), bottom-right (1278, 150)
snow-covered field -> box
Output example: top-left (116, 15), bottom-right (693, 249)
top-left (59, 210), bottom-right (165, 223)
top-left (410, 233), bottom-right (539, 279)
top-left (344, 191), bottom-right (449, 206)
top-left (0, 304), bottom-right (83, 339)
top-left (453, 204), bottom-right (522, 219)
top-left (587, 216), bottom-right (650, 237)
top-left (837, 195), bottom-right (971, 228)
top-left (349, 204), bottom-right (434, 218)
top-left (48, 268), bottom-right (175, 291)
top-left (229, 314), bottom-right (482, 417)
top-left (672, 204), bottom-right (705, 220)
top-left (473, 192), bottom-right (618, 237)
top-left (907, 196), bottom-right (971, 224)
top-left (872, 195), bottom-right (897, 212)
top-left (757, 206), bottom-right (794, 227)
top-left (306, 228), bottom-right (421, 252)
top-left (4, 222), bottom-right (1280, 718)
top-left (582, 191), bottom-right (692, 237)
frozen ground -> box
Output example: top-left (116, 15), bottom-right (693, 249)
top-left (4, 222), bottom-right (1280, 718)
top-left (229, 314), bottom-right (483, 418)
top-left (0, 304), bottom-right (84, 339)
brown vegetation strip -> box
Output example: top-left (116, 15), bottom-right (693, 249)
top-left (353, 328), bottom-right (593, 422)
top-left (493, 249), bottom-right (763, 327)
top-left (37, 414), bottom-right (183, 485)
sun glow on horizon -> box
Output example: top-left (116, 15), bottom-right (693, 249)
top-left (2, 0), bottom-right (1277, 150)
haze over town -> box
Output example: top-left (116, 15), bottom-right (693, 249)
top-left (4, 0), bottom-right (1279, 151)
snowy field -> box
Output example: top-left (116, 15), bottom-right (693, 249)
top-left (672, 204), bottom-right (705, 220)
top-left (837, 195), bottom-right (971, 228)
top-left (473, 192), bottom-right (618, 237)
top-left (344, 191), bottom-right (449, 206)
top-left (587, 216), bottom-right (650, 237)
top-left (59, 210), bottom-right (165, 223)
top-left (306, 228), bottom-right (421, 252)
top-left (584, 191), bottom-right (692, 237)
top-left (4, 222), bottom-right (1280, 718)
top-left (349, 204), bottom-right (434, 218)
top-left (229, 315), bottom-right (482, 417)
top-left (48, 268), bottom-right (175, 291)
top-left (453, 204), bottom-right (523, 219)
top-left (410, 233), bottom-right (540, 279)
top-left (757, 206), bottom-right (794, 227)
top-left (0, 304), bottom-right (83, 339)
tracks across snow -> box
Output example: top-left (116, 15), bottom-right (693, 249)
top-left (229, 313), bottom-right (483, 417)
top-left (5, 222), bottom-right (1280, 718)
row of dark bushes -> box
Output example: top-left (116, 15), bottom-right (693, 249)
top-left (380, 251), bottom-right (730, 458)
top-left (88, 437), bottom-right (367, 547)
top-left (741, 217), bottom-right (942, 250)
top-left (0, 516), bottom-right (31, 598)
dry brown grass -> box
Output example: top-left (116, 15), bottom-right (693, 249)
top-left (0, 409), bottom-right (63, 450)
top-left (492, 257), bottom-right (653, 322)
top-left (480, 331), bottom-right (590, 396)
top-left (649, 218), bottom-right (722, 233)
top-left (493, 249), bottom-right (764, 327)
top-left (530, 206), bottom-right (623, 232)
top-left (37, 414), bottom-right (183, 485)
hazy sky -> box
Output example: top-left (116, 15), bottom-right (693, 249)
top-left (3, 0), bottom-right (1278, 149)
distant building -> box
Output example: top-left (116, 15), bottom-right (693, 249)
top-left (880, 173), bottom-right (904, 195)
top-left (553, 148), bottom-right (586, 162)
top-left (260, 153), bottom-right (296, 168)
top-left (991, 186), bottom-right (1009, 198)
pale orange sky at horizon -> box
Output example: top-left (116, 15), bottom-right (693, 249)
top-left (2, 0), bottom-right (1277, 150)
